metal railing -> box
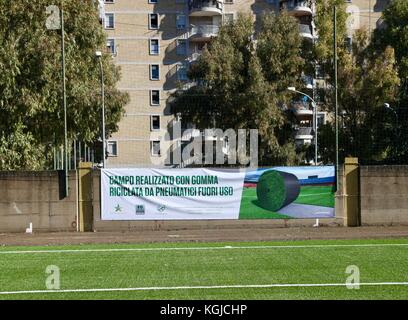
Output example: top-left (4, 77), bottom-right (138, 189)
top-left (189, 0), bottom-right (223, 11)
top-left (291, 100), bottom-right (313, 112)
top-left (52, 141), bottom-right (97, 170)
top-left (280, 0), bottom-right (312, 11)
top-left (190, 24), bottom-right (220, 38)
top-left (189, 51), bottom-right (202, 62)
top-left (299, 24), bottom-right (313, 36)
top-left (295, 127), bottom-right (313, 137)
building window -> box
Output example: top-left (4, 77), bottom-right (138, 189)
top-left (104, 13), bottom-right (114, 29)
top-left (107, 141), bottom-right (118, 156)
top-left (104, 0), bottom-right (114, 3)
top-left (223, 13), bottom-right (234, 24)
top-left (150, 90), bottom-right (160, 106)
top-left (149, 0), bottom-right (158, 3)
top-left (177, 63), bottom-right (188, 81)
top-left (151, 115), bottom-right (161, 131)
top-left (106, 39), bottom-right (115, 54)
top-left (150, 64), bottom-right (160, 80)
top-left (149, 39), bottom-right (160, 55)
top-left (176, 39), bottom-right (187, 55)
top-left (149, 13), bottom-right (159, 29)
top-left (151, 141), bottom-right (161, 156)
top-left (224, 0), bottom-right (233, 3)
top-left (176, 14), bottom-right (186, 29)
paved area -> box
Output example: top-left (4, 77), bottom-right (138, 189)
top-left (278, 204), bottom-right (334, 218)
top-left (1, 226), bottom-right (408, 246)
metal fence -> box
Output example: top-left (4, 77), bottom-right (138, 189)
top-left (320, 107), bottom-right (408, 166)
top-left (51, 141), bottom-right (97, 170)
top-left (44, 104), bottom-right (408, 170)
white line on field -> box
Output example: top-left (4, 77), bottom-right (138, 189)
top-left (1, 243), bottom-right (408, 254)
top-left (1, 282), bottom-right (408, 295)
top-left (298, 193), bottom-right (332, 197)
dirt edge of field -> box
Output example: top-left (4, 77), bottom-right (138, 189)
top-left (1, 225), bottom-right (408, 246)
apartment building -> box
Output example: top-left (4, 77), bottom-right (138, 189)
top-left (346, 0), bottom-right (391, 36)
top-left (100, 0), bottom-right (390, 167)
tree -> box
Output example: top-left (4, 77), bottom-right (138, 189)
top-left (312, 0), bottom-right (348, 109)
top-left (313, 1), bottom-right (401, 164)
top-left (0, 0), bottom-right (129, 170)
top-left (171, 12), bottom-right (304, 165)
top-left (0, 123), bottom-right (46, 170)
top-left (374, 0), bottom-right (408, 81)
top-left (314, 0), bottom-right (348, 62)
top-left (373, 0), bottom-right (408, 162)
top-left (318, 30), bottom-right (400, 163)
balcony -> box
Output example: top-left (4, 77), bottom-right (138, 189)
top-left (190, 24), bottom-right (220, 42)
top-left (188, 50), bottom-right (203, 63)
top-left (181, 128), bottom-right (201, 141)
top-left (295, 127), bottom-right (313, 143)
top-left (280, 0), bottom-right (313, 17)
top-left (299, 24), bottom-right (314, 40)
top-left (97, 0), bottom-right (105, 24)
top-left (291, 101), bottom-right (313, 119)
top-left (189, 0), bottom-right (223, 17)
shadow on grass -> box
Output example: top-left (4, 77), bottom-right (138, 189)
top-left (251, 199), bottom-right (264, 210)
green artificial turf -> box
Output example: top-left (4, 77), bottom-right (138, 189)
top-left (294, 185), bottom-right (335, 208)
top-left (239, 186), bottom-right (291, 219)
top-left (239, 185), bottom-right (334, 219)
top-left (1, 238), bottom-right (408, 300)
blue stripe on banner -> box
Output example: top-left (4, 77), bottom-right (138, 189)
top-left (244, 166), bottom-right (335, 185)
top-left (298, 177), bottom-right (335, 185)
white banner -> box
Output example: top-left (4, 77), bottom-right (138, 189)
top-left (101, 167), bottom-right (336, 221)
top-left (101, 168), bottom-right (246, 220)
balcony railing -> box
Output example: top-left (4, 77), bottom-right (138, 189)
top-left (190, 24), bottom-right (220, 41)
top-left (189, 51), bottom-right (202, 62)
top-left (97, 0), bottom-right (105, 24)
top-left (189, 0), bottom-right (223, 16)
top-left (280, 0), bottom-right (313, 16)
top-left (295, 127), bottom-right (313, 142)
top-left (292, 101), bottom-right (313, 118)
top-left (299, 24), bottom-right (313, 39)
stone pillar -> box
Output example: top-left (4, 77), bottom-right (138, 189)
top-left (78, 162), bottom-right (94, 232)
top-left (343, 157), bottom-right (361, 227)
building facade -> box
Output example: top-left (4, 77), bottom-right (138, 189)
top-left (346, 0), bottom-right (391, 36)
top-left (101, 0), bottom-right (390, 167)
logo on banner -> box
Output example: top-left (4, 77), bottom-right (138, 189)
top-left (157, 205), bottom-right (166, 213)
top-left (135, 205), bottom-right (145, 215)
top-left (114, 204), bottom-right (123, 214)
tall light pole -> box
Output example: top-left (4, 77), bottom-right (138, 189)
top-left (46, 4), bottom-right (68, 197)
top-left (96, 51), bottom-right (106, 168)
top-left (61, 8), bottom-right (68, 196)
top-left (334, 5), bottom-right (339, 192)
top-left (288, 87), bottom-right (318, 165)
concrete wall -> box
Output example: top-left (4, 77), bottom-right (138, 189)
top-left (360, 166), bottom-right (408, 225)
top-left (2, 165), bottom-right (408, 233)
top-left (0, 171), bottom-right (78, 232)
